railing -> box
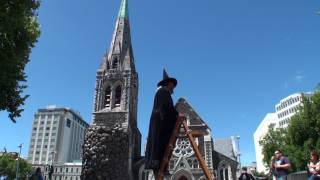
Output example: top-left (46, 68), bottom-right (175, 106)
top-left (254, 171), bottom-right (308, 180)
top-left (286, 171), bottom-right (308, 180)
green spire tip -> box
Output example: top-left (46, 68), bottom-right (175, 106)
top-left (119, 0), bottom-right (129, 19)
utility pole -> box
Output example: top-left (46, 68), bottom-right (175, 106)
top-left (15, 144), bottom-right (23, 180)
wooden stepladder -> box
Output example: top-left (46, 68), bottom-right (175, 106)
top-left (156, 116), bottom-right (215, 180)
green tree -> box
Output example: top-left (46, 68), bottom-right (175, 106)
top-left (285, 91), bottom-right (320, 171)
top-left (260, 89), bottom-right (320, 172)
top-left (259, 125), bottom-right (286, 169)
top-left (0, 0), bottom-right (40, 122)
top-left (0, 154), bottom-right (34, 179)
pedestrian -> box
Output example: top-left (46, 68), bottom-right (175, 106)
top-left (239, 167), bottom-right (255, 180)
top-left (307, 150), bottom-right (320, 180)
top-left (273, 150), bottom-right (291, 180)
top-left (29, 167), bottom-right (43, 180)
top-left (145, 69), bottom-right (179, 177)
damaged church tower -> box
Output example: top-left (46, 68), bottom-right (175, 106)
top-left (81, 0), bottom-right (141, 179)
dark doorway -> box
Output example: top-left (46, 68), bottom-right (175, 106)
top-left (178, 176), bottom-right (188, 180)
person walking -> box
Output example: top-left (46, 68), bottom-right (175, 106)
top-left (239, 167), bottom-right (255, 180)
top-left (29, 167), bottom-right (43, 180)
top-left (273, 150), bottom-right (291, 180)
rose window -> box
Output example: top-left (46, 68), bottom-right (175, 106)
top-left (173, 138), bottom-right (194, 157)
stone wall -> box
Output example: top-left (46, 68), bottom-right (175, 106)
top-left (81, 125), bottom-right (130, 180)
top-left (212, 150), bottom-right (238, 180)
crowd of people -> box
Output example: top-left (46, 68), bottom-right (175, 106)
top-left (239, 149), bottom-right (320, 180)
top-left (238, 150), bottom-right (320, 180)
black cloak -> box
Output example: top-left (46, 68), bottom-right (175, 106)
top-left (145, 87), bottom-right (178, 170)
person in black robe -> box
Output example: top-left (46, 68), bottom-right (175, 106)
top-left (145, 69), bottom-right (179, 176)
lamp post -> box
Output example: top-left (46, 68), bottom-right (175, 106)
top-left (15, 144), bottom-right (23, 180)
top-left (236, 135), bottom-right (241, 169)
top-left (49, 151), bottom-right (56, 180)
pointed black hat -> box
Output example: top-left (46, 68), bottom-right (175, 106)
top-left (157, 69), bottom-right (177, 87)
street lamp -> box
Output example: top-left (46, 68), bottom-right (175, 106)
top-left (236, 136), bottom-right (241, 169)
top-left (15, 144), bottom-right (23, 180)
top-left (49, 151), bottom-right (56, 180)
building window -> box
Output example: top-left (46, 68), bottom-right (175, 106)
top-left (66, 119), bottom-right (71, 128)
top-left (114, 85), bottom-right (121, 107)
top-left (112, 58), bottom-right (118, 69)
top-left (225, 169), bottom-right (229, 180)
top-left (104, 86), bottom-right (111, 107)
top-left (107, 61), bottom-right (110, 70)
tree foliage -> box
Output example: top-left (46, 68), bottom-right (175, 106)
top-left (260, 90), bottom-right (320, 172)
top-left (259, 125), bottom-right (286, 169)
top-left (0, 0), bottom-right (40, 122)
top-left (0, 154), bottom-right (34, 179)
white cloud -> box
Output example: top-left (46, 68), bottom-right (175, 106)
top-left (294, 74), bottom-right (305, 83)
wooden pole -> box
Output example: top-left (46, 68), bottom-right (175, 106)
top-left (182, 121), bottom-right (215, 180)
top-left (156, 116), bottom-right (184, 180)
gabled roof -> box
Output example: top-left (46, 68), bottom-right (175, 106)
top-left (175, 98), bottom-right (211, 131)
top-left (213, 138), bottom-right (238, 161)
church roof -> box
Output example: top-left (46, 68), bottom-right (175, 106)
top-left (213, 138), bottom-right (238, 161)
top-left (175, 98), bottom-right (211, 131)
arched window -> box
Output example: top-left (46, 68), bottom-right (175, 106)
top-left (115, 85), bottom-right (121, 107)
top-left (225, 168), bottom-right (229, 180)
top-left (106, 61), bottom-right (110, 70)
top-left (104, 86), bottom-right (111, 107)
top-left (112, 58), bottom-right (118, 69)
top-left (178, 176), bottom-right (188, 180)
top-left (220, 169), bottom-right (224, 180)
top-left (193, 159), bottom-right (199, 168)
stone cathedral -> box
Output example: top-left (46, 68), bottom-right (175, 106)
top-left (81, 0), bottom-right (238, 180)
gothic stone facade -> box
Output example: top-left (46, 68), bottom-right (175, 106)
top-left (81, 0), bottom-right (141, 179)
top-left (82, 0), bottom-right (238, 179)
top-left (138, 98), bottom-right (238, 180)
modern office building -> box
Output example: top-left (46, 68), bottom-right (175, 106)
top-left (28, 105), bottom-right (89, 165)
top-left (275, 93), bottom-right (312, 128)
top-left (254, 92), bottom-right (312, 173)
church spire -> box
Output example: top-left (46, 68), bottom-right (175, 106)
top-left (98, 0), bottom-right (135, 73)
top-left (119, 0), bottom-right (129, 19)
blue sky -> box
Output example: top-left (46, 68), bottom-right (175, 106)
top-left (1, 0), bottom-right (320, 166)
